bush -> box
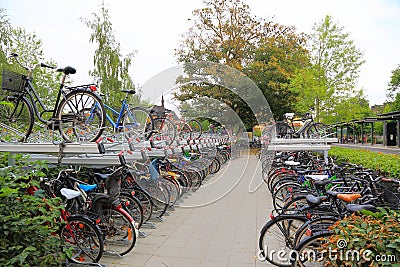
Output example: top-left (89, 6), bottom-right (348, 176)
top-left (323, 209), bottom-right (400, 267)
top-left (0, 156), bottom-right (68, 266)
top-left (330, 147), bottom-right (400, 178)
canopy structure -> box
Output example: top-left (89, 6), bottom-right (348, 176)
top-left (330, 111), bottom-right (400, 148)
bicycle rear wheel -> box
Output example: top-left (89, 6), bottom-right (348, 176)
top-left (122, 106), bottom-right (154, 141)
top-left (57, 90), bottom-right (106, 142)
top-left (120, 192), bottom-right (144, 229)
top-left (0, 94), bottom-right (33, 142)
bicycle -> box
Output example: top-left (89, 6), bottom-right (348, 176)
top-left (149, 107), bottom-right (177, 146)
top-left (174, 110), bottom-right (203, 140)
top-left (95, 89), bottom-right (154, 141)
top-left (0, 53), bottom-right (106, 142)
top-left (275, 111), bottom-right (328, 139)
top-left (35, 180), bottom-right (105, 264)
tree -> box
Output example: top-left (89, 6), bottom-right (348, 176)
top-left (245, 31), bottom-right (309, 120)
top-left (289, 15), bottom-right (365, 122)
top-left (175, 0), bottom-right (306, 127)
top-left (0, 8), bottom-right (12, 69)
top-left (176, 0), bottom-right (265, 70)
top-left (83, 1), bottom-right (139, 107)
top-left (9, 27), bottom-right (60, 109)
top-left (388, 65), bottom-right (400, 99)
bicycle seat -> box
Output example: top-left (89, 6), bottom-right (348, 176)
top-left (337, 193), bottom-right (362, 203)
top-left (346, 204), bottom-right (377, 213)
top-left (306, 175), bottom-right (329, 181)
top-left (313, 179), bottom-right (331, 187)
top-left (57, 66), bottom-right (76, 75)
top-left (122, 89), bottom-right (136, 94)
top-left (60, 188), bottom-right (81, 200)
top-left (78, 183), bottom-right (98, 192)
top-left (306, 194), bottom-right (328, 208)
top-left (94, 173), bottom-right (110, 180)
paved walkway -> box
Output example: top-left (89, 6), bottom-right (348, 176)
top-left (99, 154), bottom-right (275, 267)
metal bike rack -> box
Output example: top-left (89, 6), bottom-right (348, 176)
top-left (0, 137), bottom-right (230, 167)
top-left (266, 138), bottom-right (339, 163)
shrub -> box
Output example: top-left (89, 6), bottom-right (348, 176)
top-left (0, 156), bottom-right (68, 266)
top-left (323, 209), bottom-right (400, 267)
top-left (330, 147), bottom-right (400, 178)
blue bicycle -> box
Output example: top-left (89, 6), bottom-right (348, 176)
top-left (89, 89), bottom-right (154, 140)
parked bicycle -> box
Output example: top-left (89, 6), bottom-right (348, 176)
top-left (0, 53), bottom-right (106, 142)
top-left (275, 111), bottom-right (328, 139)
top-left (94, 89), bottom-right (154, 141)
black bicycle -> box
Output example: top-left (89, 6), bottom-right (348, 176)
top-left (0, 53), bottom-right (106, 142)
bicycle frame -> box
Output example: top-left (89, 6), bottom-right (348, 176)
top-left (104, 100), bottom-right (128, 129)
top-left (19, 78), bottom-right (66, 124)
top-left (92, 99), bottom-right (137, 130)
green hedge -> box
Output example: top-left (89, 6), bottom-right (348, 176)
top-left (323, 209), bottom-right (400, 267)
top-left (329, 147), bottom-right (400, 178)
top-left (0, 154), bottom-right (68, 266)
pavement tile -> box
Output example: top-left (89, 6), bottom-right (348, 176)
top-left (143, 256), bottom-right (174, 267)
top-left (173, 258), bottom-right (202, 267)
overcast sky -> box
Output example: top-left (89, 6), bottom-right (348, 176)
top-left (2, 0), bottom-right (400, 106)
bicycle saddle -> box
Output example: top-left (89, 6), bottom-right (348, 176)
top-left (94, 173), bottom-right (110, 180)
top-left (122, 89), bottom-right (136, 94)
top-left (346, 204), bottom-right (377, 213)
top-left (78, 183), bottom-right (98, 192)
top-left (306, 194), bottom-right (328, 208)
top-left (57, 66), bottom-right (76, 75)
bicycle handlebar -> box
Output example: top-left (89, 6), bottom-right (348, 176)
top-left (9, 53), bottom-right (73, 76)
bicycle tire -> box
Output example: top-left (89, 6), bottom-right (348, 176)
top-left (149, 182), bottom-right (170, 218)
top-left (259, 214), bottom-right (308, 267)
top-left (291, 231), bottom-right (332, 267)
top-left (122, 106), bottom-right (154, 141)
top-left (119, 192), bottom-right (144, 229)
top-left (152, 117), bottom-right (176, 146)
top-left (57, 90), bottom-right (106, 142)
top-left (0, 94), bottom-right (34, 142)
top-left (211, 157), bottom-right (221, 174)
top-left (293, 216), bottom-right (337, 247)
top-left (130, 187), bottom-right (154, 222)
top-left (178, 122), bottom-right (192, 140)
top-left (161, 176), bottom-right (180, 206)
top-left (273, 182), bottom-right (302, 211)
top-left (306, 122), bottom-right (328, 139)
top-left (60, 214), bottom-right (104, 264)
top-left (100, 206), bottom-right (137, 256)
top-left (187, 119), bottom-right (202, 139)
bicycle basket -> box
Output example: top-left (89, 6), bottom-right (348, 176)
top-left (1, 69), bottom-right (26, 92)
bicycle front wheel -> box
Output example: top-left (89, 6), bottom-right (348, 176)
top-left (187, 119), bottom-right (202, 139)
top-left (0, 94), bottom-right (33, 142)
top-left (57, 90), bottom-right (106, 142)
top-left (178, 122), bottom-right (192, 140)
top-left (122, 106), bottom-right (154, 141)
top-left (152, 117), bottom-right (176, 146)
top-left (259, 215), bottom-right (308, 267)
top-left (60, 215), bottom-right (104, 264)
top-left (100, 207), bottom-right (137, 256)
top-left (306, 122), bottom-right (328, 138)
